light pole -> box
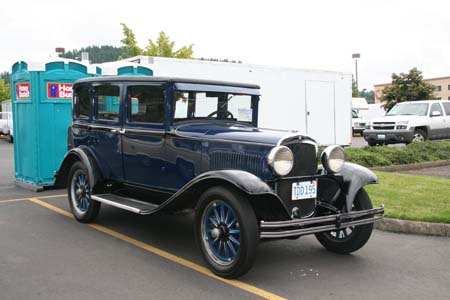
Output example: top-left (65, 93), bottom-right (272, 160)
top-left (352, 53), bottom-right (360, 91)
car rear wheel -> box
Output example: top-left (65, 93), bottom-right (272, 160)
top-left (315, 188), bottom-right (373, 254)
top-left (67, 161), bottom-right (101, 223)
top-left (194, 186), bottom-right (258, 278)
top-left (412, 129), bottom-right (427, 142)
top-left (367, 141), bottom-right (377, 147)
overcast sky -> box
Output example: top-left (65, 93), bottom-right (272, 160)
top-left (1, 0), bottom-right (450, 90)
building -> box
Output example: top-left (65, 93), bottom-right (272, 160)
top-left (374, 76), bottom-right (450, 103)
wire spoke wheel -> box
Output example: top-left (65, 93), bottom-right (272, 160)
top-left (71, 170), bottom-right (91, 214)
top-left (201, 200), bottom-right (241, 266)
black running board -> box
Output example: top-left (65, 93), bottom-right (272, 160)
top-left (91, 194), bottom-right (158, 215)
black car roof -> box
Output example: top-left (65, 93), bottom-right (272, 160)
top-left (75, 76), bottom-right (260, 89)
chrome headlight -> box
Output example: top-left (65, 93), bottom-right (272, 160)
top-left (321, 145), bottom-right (345, 173)
top-left (268, 146), bottom-right (294, 176)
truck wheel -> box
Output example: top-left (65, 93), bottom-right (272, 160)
top-left (7, 133), bottom-right (13, 143)
top-left (67, 161), bottom-right (101, 223)
top-left (194, 186), bottom-right (258, 278)
top-left (412, 129), bottom-right (427, 142)
top-left (315, 188), bottom-right (373, 254)
top-left (367, 141), bottom-right (377, 146)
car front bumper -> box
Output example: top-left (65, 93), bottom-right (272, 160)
top-left (363, 129), bottom-right (414, 144)
top-left (259, 205), bottom-right (384, 239)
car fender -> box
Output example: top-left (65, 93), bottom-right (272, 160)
top-left (55, 146), bottom-right (103, 188)
top-left (339, 162), bottom-right (378, 212)
top-left (158, 170), bottom-right (290, 219)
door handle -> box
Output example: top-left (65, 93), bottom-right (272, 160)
top-left (110, 129), bottom-right (126, 134)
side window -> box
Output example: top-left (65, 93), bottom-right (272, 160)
top-left (442, 102), bottom-right (450, 116)
top-left (74, 86), bottom-right (90, 119)
top-left (127, 86), bottom-right (165, 123)
top-left (94, 85), bottom-right (120, 121)
top-left (430, 103), bottom-right (443, 116)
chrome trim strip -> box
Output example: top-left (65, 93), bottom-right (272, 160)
top-left (277, 133), bottom-right (318, 154)
top-left (260, 206), bottom-right (384, 229)
top-left (170, 130), bottom-right (275, 147)
top-left (91, 195), bottom-right (142, 214)
top-left (260, 215), bottom-right (384, 239)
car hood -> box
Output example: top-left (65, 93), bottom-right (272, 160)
top-left (369, 115), bottom-right (422, 123)
top-left (173, 122), bottom-right (304, 145)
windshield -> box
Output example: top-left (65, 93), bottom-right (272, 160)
top-left (173, 91), bottom-right (256, 123)
top-left (386, 103), bottom-right (429, 116)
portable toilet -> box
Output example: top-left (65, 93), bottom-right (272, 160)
top-left (11, 59), bottom-right (99, 191)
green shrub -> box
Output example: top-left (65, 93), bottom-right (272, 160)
top-left (344, 141), bottom-right (450, 167)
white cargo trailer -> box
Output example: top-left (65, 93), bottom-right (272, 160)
top-left (100, 57), bottom-right (353, 145)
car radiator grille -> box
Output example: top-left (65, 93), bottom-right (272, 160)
top-left (209, 151), bottom-right (266, 176)
top-left (284, 141), bottom-right (318, 177)
top-left (373, 122), bottom-right (395, 130)
top-left (276, 139), bottom-right (318, 218)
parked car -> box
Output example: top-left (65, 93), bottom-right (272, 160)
top-left (56, 77), bottom-right (384, 278)
top-left (364, 100), bottom-right (450, 146)
top-left (352, 109), bottom-right (367, 136)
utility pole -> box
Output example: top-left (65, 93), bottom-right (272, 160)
top-left (352, 53), bottom-right (360, 91)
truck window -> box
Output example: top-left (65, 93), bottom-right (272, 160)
top-left (94, 85), bottom-right (120, 121)
top-left (430, 103), bottom-right (443, 116)
top-left (127, 86), bottom-right (165, 124)
top-left (74, 86), bottom-right (90, 119)
top-left (442, 102), bottom-right (450, 116)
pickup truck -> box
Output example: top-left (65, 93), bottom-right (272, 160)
top-left (363, 100), bottom-right (450, 146)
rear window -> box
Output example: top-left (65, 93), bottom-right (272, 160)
top-left (94, 85), bottom-right (120, 122)
top-left (442, 102), bottom-right (450, 116)
top-left (74, 86), bottom-right (90, 119)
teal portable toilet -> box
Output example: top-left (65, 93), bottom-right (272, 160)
top-left (11, 59), bottom-right (100, 190)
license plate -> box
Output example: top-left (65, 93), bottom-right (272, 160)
top-left (292, 180), bottom-right (317, 200)
top-left (377, 134), bottom-right (386, 139)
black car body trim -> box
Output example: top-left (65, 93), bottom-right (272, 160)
top-left (339, 162), bottom-right (378, 212)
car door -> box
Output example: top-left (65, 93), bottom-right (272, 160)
top-left (442, 102), bottom-right (450, 138)
top-left (428, 103), bottom-right (446, 139)
top-left (122, 83), bottom-right (168, 190)
top-left (88, 84), bottom-right (124, 181)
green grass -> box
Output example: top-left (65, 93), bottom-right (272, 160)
top-left (365, 171), bottom-right (450, 223)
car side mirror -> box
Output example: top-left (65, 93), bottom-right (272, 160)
top-left (431, 111), bottom-right (441, 117)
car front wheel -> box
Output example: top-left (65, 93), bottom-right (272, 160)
top-left (412, 129), bottom-right (427, 142)
top-left (315, 188), bottom-right (374, 254)
top-left (67, 161), bottom-right (101, 223)
top-left (194, 186), bottom-right (258, 278)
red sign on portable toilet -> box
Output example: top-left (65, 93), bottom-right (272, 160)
top-left (15, 83), bottom-right (31, 99)
top-left (47, 82), bottom-right (73, 99)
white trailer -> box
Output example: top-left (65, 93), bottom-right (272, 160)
top-left (100, 57), bottom-right (353, 145)
top-left (1, 100), bottom-right (13, 142)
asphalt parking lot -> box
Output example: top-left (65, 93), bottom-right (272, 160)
top-left (1, 138), bottom-right (450, 300)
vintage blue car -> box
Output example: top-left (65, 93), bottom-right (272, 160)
top-left (56, 76), bottom-right (384, 278)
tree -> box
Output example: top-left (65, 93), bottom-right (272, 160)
top-left (60, 45), bottom-right (126, 64)
top-left (120, 23), bottom-right (142, 58)
top-left (352, 78), bottom-right (359, 97)
top-left (0, 79), bottom-right (11, 110)
top-left (360, 89), bottom-right (375, 104)
top-left (120, 23), bottom-right (194, 59)
top-left (381, 68), bottom-right (435, 110)
top-left (1, 72), bottom-right (10, 85)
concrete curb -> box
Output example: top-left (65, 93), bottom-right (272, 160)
top-left (370, 160), bottom-right (450, 172)
top-left (375, 218), bottom-right (450, 237)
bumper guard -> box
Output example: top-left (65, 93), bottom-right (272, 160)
top-left (260, 205), bottom-right (384, 239)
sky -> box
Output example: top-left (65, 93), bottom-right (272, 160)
top-left (1, 0), bottom-right (450, 90)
